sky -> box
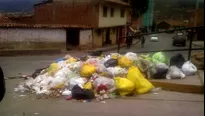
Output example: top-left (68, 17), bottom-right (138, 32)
top-left (0, 0), bottom-right (204, 13)
top-left (0, 0), bottom-right (43, 13)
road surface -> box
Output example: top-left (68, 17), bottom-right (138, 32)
top-left (0, 33), bottom-right (204, 116)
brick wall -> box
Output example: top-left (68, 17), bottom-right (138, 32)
top-left (34, 2), bottom-right (99, 27)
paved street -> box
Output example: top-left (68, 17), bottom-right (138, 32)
top-left (0, 33), bottom-right (204, 116)
top-left (0, 79), bottom-right (204, 116)
top-left (0, 33), bottom-right (203, 78)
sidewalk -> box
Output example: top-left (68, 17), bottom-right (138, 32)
top-left (0, 40), bottom-right (141, 56)
top-left (151, 70), bottom-right (204, 94)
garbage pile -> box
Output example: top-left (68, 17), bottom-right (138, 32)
top-left (15, 52), bottom-right (198, 102)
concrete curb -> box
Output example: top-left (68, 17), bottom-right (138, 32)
top-left (150, 80), bottom-right (204, 94)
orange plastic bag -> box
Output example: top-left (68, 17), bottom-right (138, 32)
top-left (127, 66), bottom-right (154, 94)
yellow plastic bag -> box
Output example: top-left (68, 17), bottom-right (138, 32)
top-left (118, 56), bottom-right (133, 68)
top-left (84, 82), bottom-right (93, 90)
top-left (47, 63), bottom-right (61, 76)
top-left (80, 64), bottom-right (97, 78)
top-left (114, 77), bottom-right (135, 96)
top-left (66, 57), bottom-right (77, 64)
top-left (127, 66), bottom-right (154, 94)
top-left (55, 84), bottom-right (65, 89)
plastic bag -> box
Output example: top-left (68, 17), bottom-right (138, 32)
top-left (47, 63), bottom-right (61, 76)
top-left (125, 52), bottom-right (138, 61)
top-left (111, 53), bottom-right (121, 59)
top-left (182, 61), bottom-right (197, 76)
top-left (153, 63), bottom-right (169, 79)
top-left (62, 89), bottom-right (72, 96)
top-left (57, 61), bottom-right (67, 68)
top-left (114, 77), bottom-right (135, 96)
top-left (86, 58), bottom-right (100, 67)
top-left (107, 67), bottom-right (128, 77)
top-left (69, 77), bottom-right (87, 90)
top-left (170, 53), bottom-right (185, 68)
top-left (127, 66), bottom-right (154, 94)
top-left (92, 75), bottom-right (115, 92)
top-left (80, 63), bottom-right (97, 78)
top-left (84, 82), bottom-right (93, 90)
top-left (135, 58), bottom-right (156, 79)
top-left (152, 52), bottom-right (168, 64)
top-left (67, 61), bottom-right (83, 72)
top-left (66, 57), bottom-right (77, 64)
top-left (104, 59), bottom-right (118, 68)
top-left (72, 85), bottom-right (95, 100)
top-left (118, 56), bottom-right (133, 68)
top-left (166, 66), bottom-right (186, 80)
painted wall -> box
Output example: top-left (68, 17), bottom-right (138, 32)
top-left (110, 28), bottom-right (117, 45)
top-left (79, 29), bottom-right (92, 48)
top-left (0, 28), bottom-right (66, 50)
top-left (98, 4), bottom-right (127, 28)
top-left (93, 29), bottom-right (103, 48)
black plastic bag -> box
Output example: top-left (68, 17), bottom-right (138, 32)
top-left (104, 59), bottom-right (118, 68)
top-left (72, 85), bottom-right (95, 100)
top-left (32, 67), bottom-right (48, 79)
top-left (170, 54), bottom-right (185, 68)
top-left (153, 68), bottom-right (168, 79)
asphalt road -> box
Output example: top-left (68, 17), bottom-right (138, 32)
top-left (0, 34), bottom-right (204, 116)
top-left (0, 33), bottom-right (203, 78)
top-left (0, 79), bottom-right (204, 116)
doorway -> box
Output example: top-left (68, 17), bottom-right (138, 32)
top-left (66, 29), bottom-right (79, 50)
top-left (105, 28), bottom-right (111, 44)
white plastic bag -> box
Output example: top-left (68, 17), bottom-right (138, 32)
top-left (92, 75), bottom-right (115, 91)
top-left (66, 61), bottom-right (82, 72)
top-left (69, 77), bottom-right (87, 89)
top-left (155, 63), bottom-right (169, 70)
top-left (125, 52), bottom-right (138, 61)
top-left (107, 67), bottom-right (128, 77)
top-left (182, 61), bottom-right (198, 76)
top-left (55, 68), bottom-right (72, 79)
top-left (62, 89), bottom-right (72, 96)
top-left (166, 66), bottom-right (186, 80)
top-left (57, 61), bottom-right (67, 68)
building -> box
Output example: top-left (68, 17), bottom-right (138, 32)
top-left (0, 0), bottom-right (130, 50)
top-left (188, 9), bottom-right (204, 41)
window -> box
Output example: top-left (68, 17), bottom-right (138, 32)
top-left (103, 6), bottom-right (108, 17)
top-left (110, 8), bottom-right (114, 17)
top-left (120, 8), bottom-right (125, 18)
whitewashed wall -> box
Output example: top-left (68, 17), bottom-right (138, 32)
top-left (80, 29), bottom-right (92, 46)
top-left (98, 5), bottom-right (127, 28)
top-left (0, 28), bottom-right (66, 42)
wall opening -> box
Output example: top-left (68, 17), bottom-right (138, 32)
top-left (66, 28), bottom-right (80, 50)
top-left (105, 28), bottom-right (111, 44)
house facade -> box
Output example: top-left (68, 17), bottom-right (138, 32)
top-left (0, 0), bottom-right (130, 50)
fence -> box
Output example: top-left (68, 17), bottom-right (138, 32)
top-left (117, 26), bottom-right (204, 60)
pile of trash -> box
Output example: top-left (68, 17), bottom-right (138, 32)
top-left (15, 52), bottom-right (198, 102)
